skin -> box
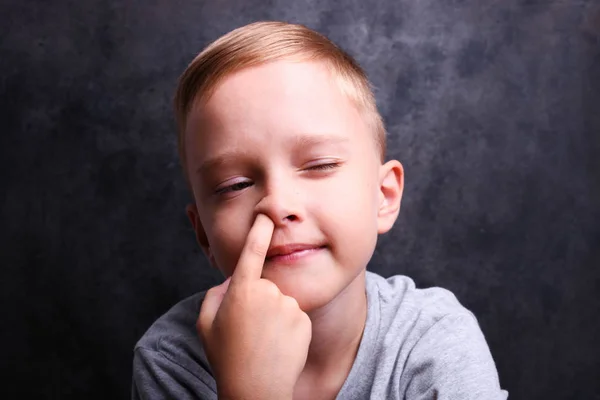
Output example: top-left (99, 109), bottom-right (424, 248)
top-left (198, 214), bottom-right (312, 400)
top-left (185, 59), bottom-right (404, 399)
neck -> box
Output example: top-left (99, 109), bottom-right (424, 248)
top-left (303, 271), bottom-right (368, 377)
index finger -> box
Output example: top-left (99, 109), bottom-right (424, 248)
top-left (230, 213), bottom-right (274, 285)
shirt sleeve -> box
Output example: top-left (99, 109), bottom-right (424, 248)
top-left (132, 346), bottom-right (218, 400)
top-left (403, 312), bottom-right (509, 400)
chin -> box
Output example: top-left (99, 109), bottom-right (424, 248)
top-left (265, 266), bottom-right (365, 314)
top-left (293, 291), bottom-right (335, 314)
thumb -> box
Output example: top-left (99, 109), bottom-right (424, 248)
top-left (197, 277), bottom-right (231, 336)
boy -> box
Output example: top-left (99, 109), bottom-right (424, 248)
top-left (132, 21), bottom-right (508, 399)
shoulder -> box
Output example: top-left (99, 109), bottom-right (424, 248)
top-left (133, 291), bottom-right (216, 393)
top-left (365, 270), bottom-right (486, 353)
top-left (365, 270), bottom-right (472, 332)
top-left (363, 271), bottom-right (507, 399)
top-left (135, 291), bottom-right (206, 352)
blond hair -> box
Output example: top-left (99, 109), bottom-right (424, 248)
top-left (174, 21), bottom-right (386, 183)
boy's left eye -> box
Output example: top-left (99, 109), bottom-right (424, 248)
top-left (306, 162), bottom-right (340, 171)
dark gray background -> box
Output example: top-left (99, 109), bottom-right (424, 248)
top-left (2, 0), bottom-right (599, 399)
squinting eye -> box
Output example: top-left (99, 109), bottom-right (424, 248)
top-left (215, 181), bottom-right (253, 195)
top-left (307, 162), bottom-right (340, 171)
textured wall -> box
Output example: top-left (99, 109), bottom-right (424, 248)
top-left (2, 0), bottom-right (599, 399)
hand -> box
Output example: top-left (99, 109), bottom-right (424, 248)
top-left (197, 214), bottom-right (312, 400)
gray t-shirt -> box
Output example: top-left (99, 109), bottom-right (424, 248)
top-left (132, 271), bottom-right (508, 399)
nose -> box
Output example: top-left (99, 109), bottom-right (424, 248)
top-left (254, 177), bottom-right (303, 226)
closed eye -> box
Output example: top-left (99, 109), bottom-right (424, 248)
top-left (306, 162), bottom-right (340, 171)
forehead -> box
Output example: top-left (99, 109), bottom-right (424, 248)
top-left (185, 60), bottom-right (371, 161)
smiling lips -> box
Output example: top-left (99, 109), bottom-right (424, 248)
top-left (266, 243), bottom-right (326, 263)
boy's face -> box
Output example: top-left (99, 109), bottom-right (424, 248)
top-left (185, 60), bottom-right (403, 312)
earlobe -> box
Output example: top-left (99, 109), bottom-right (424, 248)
top-left (377, 160), bottom-right (404, 234)
top-left (185, 203), bottom-right (217, 268)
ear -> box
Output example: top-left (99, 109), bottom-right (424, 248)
top-left (185, 203), bottom-right (218, 268)
top-left (377, 160), bottom-right (404, 234)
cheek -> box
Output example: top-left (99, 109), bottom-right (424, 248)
top-left (332, 166), bottom-right (379, 252)
top-left (313, 165), bottom-right (379, 239)
top-left (207, 208), bottom-right (252, 274)
top-left (330, 165), bottom-right (379, 217)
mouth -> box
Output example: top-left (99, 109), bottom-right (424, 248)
top-left (266, 243), bottom-right (327, 263)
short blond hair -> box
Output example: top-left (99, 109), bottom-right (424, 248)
top-left (174, 21), bottom-right (386, 183)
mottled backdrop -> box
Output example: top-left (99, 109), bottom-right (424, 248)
top-left (2, 0), bottom-right (599, 399)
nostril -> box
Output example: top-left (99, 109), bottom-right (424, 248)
top-left (285, 214), bottom-right (298, 221)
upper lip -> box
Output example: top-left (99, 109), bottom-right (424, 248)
top-left (266, 243), bottom-right (324, 258)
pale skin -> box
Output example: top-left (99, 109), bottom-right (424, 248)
top-left (185, 59), bottom-right (404, 400)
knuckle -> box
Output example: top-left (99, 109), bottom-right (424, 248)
top-left (299, 313), bottom-right (312, 335)
top-left (205, 286), bottom-right (220, 297)
top-left (301, 312), bottom-right (312, 327)
top-left (196, 313), bottom-right (210, 335)
top-left (283, 295), bottom-right (300, 310)
top-left (259, 279), bottom-right (280, 298)
top-left (203, 288), bottom-right (222, 305)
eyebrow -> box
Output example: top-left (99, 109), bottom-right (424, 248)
top-left (292, 134), bottom-right (350, 150)
top-left (195, 134), bottom-right (350, 176)
top-left (195, 150), bottom-right (250, 177)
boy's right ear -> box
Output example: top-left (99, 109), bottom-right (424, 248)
top-left (185, 203), bottom-right (217, 268)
